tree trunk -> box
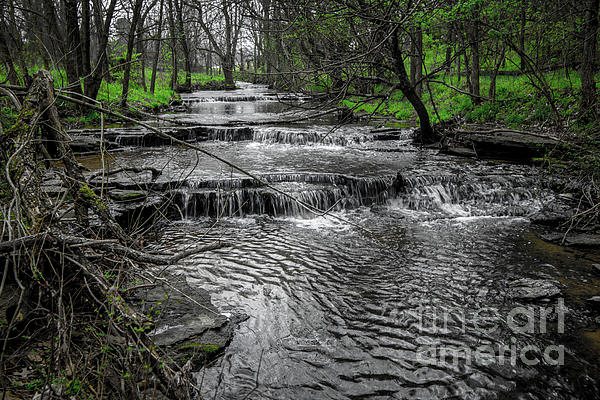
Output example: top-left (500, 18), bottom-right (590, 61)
top-left (85, 0), bottom-right (118, 100)
top-left (41, 0), bottom-right (64, 64)
top-left (222, 0), bottom-right (237, 87)
top-left (7, 0), bottom-right (30, 79)
top-left (519, 0), bottom-right (527, 71)
top-left (150, 0), bottom-right (164, 94)
top-left (167, 0), bottom-right (178, 89)
top-left (489, 44), bottom-right (507, 101)
top-left (222, 54), bottom-right (234, 86)
top-left (120, 0), bottom-right (144, 107)
top-left (64, 0), bottom-right (83, 95)
top-left (390, 32), bottom-right (435, 144)
top-left (81, 0), bottom-right (92, 79)
top-left (581, 0), bottom-right (599, 116)
top-left (175, 0), bottom-right (191, 88)
top-left (0, 19), bottom-right (19, 85)
top-left (205, 48), bottom-right (211, 76)
top-left (445, 23), bottom-right (454, 73)
top-left (240, 47), bottom-right (244, 72)
top-left (410, 25), bottom-right (423, 97)
top-left (468, 8), bottom-right (481, 104)
top-left (136, 18), bottom-right (147, 92)
top-left (262, 0), bottom-right (272, 75)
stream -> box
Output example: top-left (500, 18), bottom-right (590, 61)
top-left (83, 83), bottom-right (600, 399)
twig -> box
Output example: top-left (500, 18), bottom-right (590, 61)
top-left (57, 235), bottom-right (226, 265)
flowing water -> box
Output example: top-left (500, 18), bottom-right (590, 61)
top-left (88, 83), bottom-right (600, 399)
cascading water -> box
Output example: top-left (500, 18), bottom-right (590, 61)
top-left (252, 126), bottom-right (371, 145)
top-left (81, 83), bottom-right (600, 400)
top-left (172, 175), bottom-right (395, 218)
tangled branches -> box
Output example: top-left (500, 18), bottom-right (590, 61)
top-left (0, 70), bottom-right (220, 398)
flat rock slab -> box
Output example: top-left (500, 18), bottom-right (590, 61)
top-left (445, 130), bottom-right (558, 161)
top-left (540, 232), bottom-right (600, 248)
top-left (108, 189), bottom-right (147, 202)
top-left (130, 276), bottom-right (245, 367)
top-left (508, 278), bottom-right (562, 300)
top-left (68, 125), bottom-right (255, 149)
top-left (530, 199), bottom-right (575, 226)
top-left (443, 146), bottom-right (477, 158)
top-left (69, 133), bottom-right (106, 153)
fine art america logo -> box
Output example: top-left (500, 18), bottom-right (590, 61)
top-left (413, 299), bottom-right (566, 367)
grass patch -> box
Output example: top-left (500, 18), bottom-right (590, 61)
top-left (339, 69), bottom-right (584, 129)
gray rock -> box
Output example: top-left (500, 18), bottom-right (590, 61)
top-left (445, 130), bottom-right (558, 161)
top-left (540, 232), bottom-right (600, 248)
top-left (564, 234), bottom-right (600, 248)
top-left (508, 278), bottom-right (562, 300)
top-left (586, 296), bottom-right (600, 308)
top-left (530, 200), bottom-right (574, 226)
top-left (108, 189), bottom-right (147, 202)
top-left (443, 145), bottom-right (478, 158)
top-left (69, 133), bottom-right (105, 153)
top-left (592, 264), bottom-right (600, 276)
top-left (130, 276), bottom-right (245, 367)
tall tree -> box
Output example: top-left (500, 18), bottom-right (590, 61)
top-left (467, 4), bottom-right (481, 104)
top-left (410, 24), bottom-right (424, 97)
top-left (175, 0), bottom-right (192, 88)
top-left (167, 0), bottom-right (179, 89)
top-left (0, 0), bottom-right (19, 85)
top-left (85, 0), bottom-right (118, 100)
top-left (187, 0), bottom-right (242, 86)
top-left (580, 0), bottom-right (599, 117)
top-left (120, 0), bottom-right (145, 107)
top-left (81, 0), bottom-right (92, 79)
top-left (64, 0), bottom-right (83, 95)
top-left (150, 0), bottom-right (165, 93)
top-left (391, 29), bottom-right (434, 143)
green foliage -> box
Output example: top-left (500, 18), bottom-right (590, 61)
top-left (338, 68), bottom-right (585, 129)
top-left (1, 107), bottom-right (18, 128)
top-left (96, 68), bottom-right (172, 110)
top-left (63, 111), bottom-right (100, 126)
top-left (191, 71), bottom-right (224, 85)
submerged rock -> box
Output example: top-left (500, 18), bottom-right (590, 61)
top-left (592, 264), bottom-right (600, 276)
top-left (508, 278), bottom-right (562, 301)
top-left (130, 276), bottom-right (245, 368)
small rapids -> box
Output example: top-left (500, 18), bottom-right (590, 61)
top-left (173, 176), bottom-right (395, 218)
top-left (82, 83), bottom-right (600, 400)
top-left (252, 126), bottom-right (373, 145)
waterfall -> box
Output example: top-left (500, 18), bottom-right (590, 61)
top-left (182, 95), bottom-right (279, 104)
top-left (252, 127), bottom-right (370, 145)
top-left (393, 173), bottom-right (548, 216)
top-left (174, 174), bottom-right (396, 218)
top-left (204, 127), bottom-right (254, 141)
